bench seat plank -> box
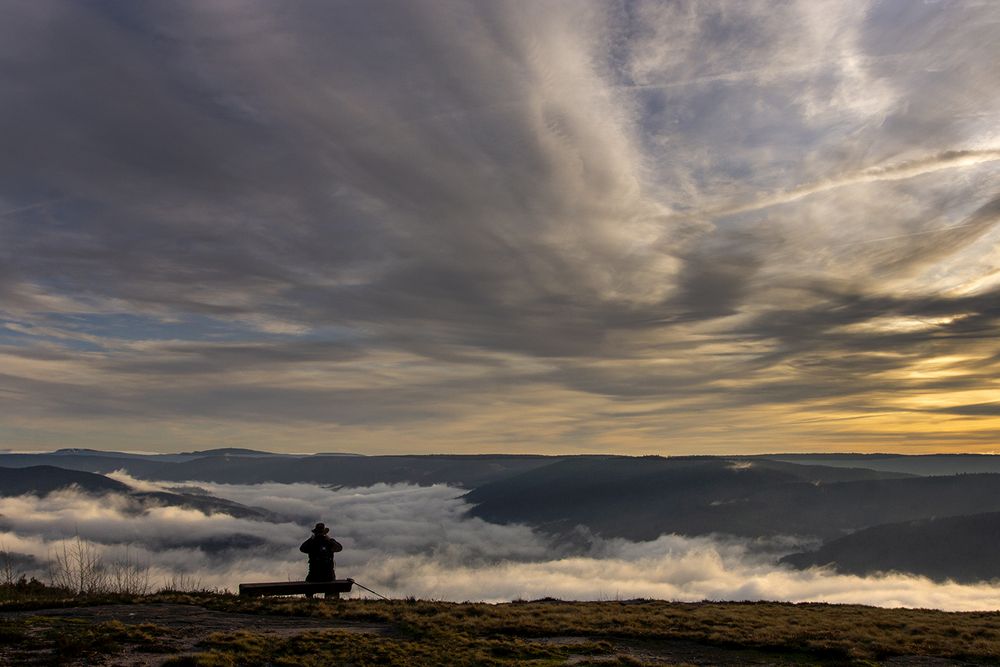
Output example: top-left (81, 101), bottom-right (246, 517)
top-left (239, 579), bottom-right (355, 597)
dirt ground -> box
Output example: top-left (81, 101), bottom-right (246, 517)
top-left (3, 603), bottom-right (386, 666)
top-left (1, 603), bottom-right (979, 666)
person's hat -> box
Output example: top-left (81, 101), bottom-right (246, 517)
top-left (311, 522), bottom-right (330, 535)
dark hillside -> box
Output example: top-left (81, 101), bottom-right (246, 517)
top-left (781, 511), bottom-right (1000, 583)
top-left (0, 453), bottom-right (172, 478)
top-left (0, 465), bottom-right (130, 497)
top-left (764, 453), bottom-right (1000, 476)
top-left (137, 453), bottom-right (561, 487)
top-left (0, 465), bottom-right (271, 521)
top-left (466, 458), bottom-right (1000, 540)
top-left (737, 458), bottom-right (916, 483)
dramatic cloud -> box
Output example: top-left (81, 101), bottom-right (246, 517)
top-left (0, 1), bottom-right (998, 453)
top-left (3, 482), bottom-right (1000, 610)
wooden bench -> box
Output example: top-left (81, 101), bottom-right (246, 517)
top-left (238, 579), bottom-right (355, 598)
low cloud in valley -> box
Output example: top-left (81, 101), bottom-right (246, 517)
top-left (2, 479), bottom-right (998, 611)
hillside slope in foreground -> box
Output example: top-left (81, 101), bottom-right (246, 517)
top-left (3, 592), bottom-right (1000, 665)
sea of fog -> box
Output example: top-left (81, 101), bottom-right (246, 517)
top-left (2, 473), bottom-right (1000, 611)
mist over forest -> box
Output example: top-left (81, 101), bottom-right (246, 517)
top-left (2, 450), bottom-right (1000, 610)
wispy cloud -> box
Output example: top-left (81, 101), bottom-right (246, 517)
top-left (0, 1), bottom-right (998, 453)
top-left (708, 149), bottom-right (1000, 218)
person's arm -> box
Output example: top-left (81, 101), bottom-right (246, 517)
top-left (300, 538), bottom-right (313, 553)
top-left (331, 538), bottom-right (343, 553)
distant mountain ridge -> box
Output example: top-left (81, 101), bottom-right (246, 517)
top-left (44, 447), bottom-right (316, 463)
top-left (0, 451), bottom-right (561, 488)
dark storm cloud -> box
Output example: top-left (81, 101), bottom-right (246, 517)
top-left (669, 240), bottom-right (763, 320)
top-left (0, 1), bottom-right (666, 347)
top-left (0, 0), bottom-right (998, 452)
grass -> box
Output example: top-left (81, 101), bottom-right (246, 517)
top-left (0, 616), bottom-right (178, 665)
top-left (146, 594), bottom-right (1000, 662)
top-left (3, 586), bottom-right (1000, 665)
top-left (161, 630), bottom-right (614, 667)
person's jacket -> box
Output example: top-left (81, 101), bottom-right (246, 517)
top-left (300, 534), bottom-right (343, 580)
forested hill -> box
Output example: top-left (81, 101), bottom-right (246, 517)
top-left (781, 511), bottom-right (1000, 583)
top-left (463, 457), bottom-right (1000, 541)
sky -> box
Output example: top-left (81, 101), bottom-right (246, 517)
top-left (1, 0), bottom-right (999, 455)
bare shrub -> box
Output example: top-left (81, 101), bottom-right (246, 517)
top-left (108, 545), bottom-right (151, 595)
top-left (0, 541), bottom-right (23, 587)
top-left (48, 535), bottom-right (108, 594)
top-left (158, 573), bottom-right (205, 593)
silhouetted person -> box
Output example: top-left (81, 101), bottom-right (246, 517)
top-left (300, 522), bottom-right (343, 597)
